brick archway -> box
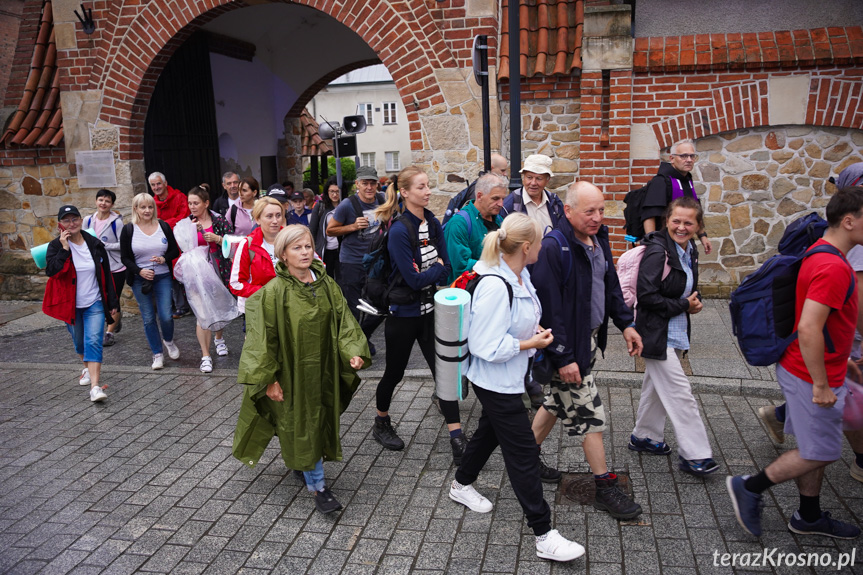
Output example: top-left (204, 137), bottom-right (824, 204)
top-left (97, 0), bottom-right (453, 160)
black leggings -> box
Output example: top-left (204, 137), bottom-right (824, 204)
top-left (376, 314), bottom-right (460, 425)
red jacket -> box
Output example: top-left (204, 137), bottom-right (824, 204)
top-left (229, 226), bottom-right (279, 313)
top-left (154, 185), bottom-right (190, 228)
top-left (43, 234), bottom-right (119, 325)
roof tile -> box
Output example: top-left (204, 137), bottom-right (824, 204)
top-left (499, 0), bottom-right (583, 82)
top-left (299, 108), bottom-right (332, 157)
top-left (1, 0), bottom-right (63, 149)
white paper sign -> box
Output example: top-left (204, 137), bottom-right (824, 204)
top-left (76, 150), bottom-right (117, 188)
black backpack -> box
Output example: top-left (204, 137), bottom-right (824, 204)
top-left (622, 185), bottom-right (649, 241)
top-left (360, 214), bottom-right (427, 315)
top-left (441, 180), bottom-right (478, 227)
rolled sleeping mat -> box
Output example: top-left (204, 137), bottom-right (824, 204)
top-left (222, 234), bottom-right (247, 259)
top-left (31, 228), bottom-right (96, 269)
top-left (434, 288), bottom-right (471, 401)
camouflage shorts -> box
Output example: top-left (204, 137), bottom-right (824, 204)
top-left (542, 330), bottom-right (606, 436)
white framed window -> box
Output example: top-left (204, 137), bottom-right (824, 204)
top-left (382, 102), bottom-right (398, 125)
top-left (358, 103), bottom-right (373, 125)
top-left (385, 151), bottom-right (400, 172)
top-left (360, 152), bottom-right (375, 168)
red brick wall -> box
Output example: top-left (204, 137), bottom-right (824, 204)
top-left (500, 75), bottom-right (580, 100)
top-left (428, 0), bottom-right (498, 69)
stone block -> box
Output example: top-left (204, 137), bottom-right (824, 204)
top-left (699, 164), bottom-right (719, 182)
top-left (779, 157), bottom-right (805, 175)
top-left (22, 177), bottom-right (42, 196)
top-left (0, 190), bottom-right (22, 210)
top-left (739, 236), bottom-right (765, 254)
top-left (697, 137), bottom-right (723, 152)
top-left (787, 127), bottom-right (812, 137)
top-left (777, 197), bottom-right (806, 216)
top-left (816, 133), bottom-right (840, 147)
top-left (584, 4), bottom-right (631, 36)
top-left (824, 142), bottom-right (852, 162)
top-left (792, 188), bottom-right (813, 203)
top-left (729, 205), bottom-right (750, 229)
top-left (788, 138), bottom-right (804, 150)
top-left (551, 159), bottom-right (577, 173)
top-left (808, 161), bottom-right (830, 179)
top-left (753, 203), bottom-right (775, 218)
top-left (772, 178), bottom-right (795, 199)
top-left (54, 21), bottom-right (77, 50)
top-left (630, 124), bottom-right (659, 160)
top-left (750, 151), bottom-right (769, 161)
top-left (723, 192), bottom-right (744, 205)
top-left (725, 135), bottom-right (762, 153)
top-left (766, 163), bottom-right (778, 177)
top-left (704, 215), bottom-right (731, 237)
top-left (582, 36), bottom-right (633, 71)
top-left (837, 155), bottom-right (863, 174)
top-left (741, 174), bottom-right (768, 190)
top-left (722, 255), bottom-right (755, 267)
top-left (768, 75), bottom-right (809, 125)
top-left (764, 131), bottom-right (784, 150)
top-left (721, 176), bottom-right (738, 191)
top-left (91, 126), bottom-right (119, 151)
top-left (709, 152), bottom-right (725, 163)
top-left (556, 145), bottom-right (579, 160)
top-left (723, 156), bottom-right (754, 175)
top-left (32, 226), bottom-right (53, 245)
top-left (803, 143), bottom-right (822, 159)
top-left (42, 178), bottom-right (66, 197)
top-left (709, 185), bottom-right (722, 202)
top-left (550, 132), bottom-right (579, 143)
top-left (719, 239), bottom-right (736, 256)
top-left (423, 116), bottom-right (468, 150)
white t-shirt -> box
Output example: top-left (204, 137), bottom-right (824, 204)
top-left (418, 221), bottom-right (438, 315)
top-left (261, 239), bottom-right (278, 271)
top-left (132, 224), bottom-right (170, 275)
top-left (68, 241), bottom-right (100, 308)
top-left (324, 211), bottom-right (339, 251)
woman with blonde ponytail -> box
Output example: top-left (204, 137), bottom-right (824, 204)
top-left (448, 212), bottom-right (586, 563)
top-left (368, 166), bottom-right (468, 463)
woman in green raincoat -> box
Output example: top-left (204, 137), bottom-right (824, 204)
top-left (233, 224), bottom-right (369, 514)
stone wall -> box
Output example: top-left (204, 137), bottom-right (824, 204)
top-left (500, 98), bottom-right (581, 194)
top-left (694, 126), bottom-right (863, 295)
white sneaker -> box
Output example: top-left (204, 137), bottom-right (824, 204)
top-left (200, 356), bottom-right (213, 373)
top-left (163, 340), bottom-right (180, 360)
top-left (151, 353), bottom-right (164, 370)
top-left (449, 480), bottom-right (492, 513)
top-left (215, 339), bottom-right (228, 356)
top-left (89, 386), bottom-right (107, 402)
top-left (536, 529), bottom-right (585, 562)
top-left (79, 368), bottom-right (91, 386)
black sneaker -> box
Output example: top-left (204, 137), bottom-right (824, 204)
top-left (372, 419), bottom-right (405, 451)
top-left (539, 456), bottom-right (562, 484)
top-left (594, 475), bottom-right (642, 520)
top-left (451, 434), bottom-right (468, 465)
top-left (314, 487), bottom-right (343, 514)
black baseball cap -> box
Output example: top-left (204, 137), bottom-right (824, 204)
top-left (267, 184), bottom-right (289, 203)
top-left (289, 191), bottom-right (305, 202)
top-left (57, 205), bottom-right (81, 220)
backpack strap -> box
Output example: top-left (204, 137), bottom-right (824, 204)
top-left (229, 204), bottom-right (239, 227)
top-left (545, 229), bottom-right (572, 280)
top-left (457, 209), bottom-right (472, 237)
top-left (512, 188), bottom-right (524, 214)
top-left (350, 194), bottom-right (363, 218)
top-left (798, 244), bottom-right (857, 353)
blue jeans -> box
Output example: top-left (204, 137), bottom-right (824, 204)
top-left (303, 459), bottom-right (325, 492)
top-left (130, 273), bottom-right (175, 354)
top-left (66, 299), bottom-right (105, 363)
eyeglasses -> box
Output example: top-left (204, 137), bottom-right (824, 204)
top-left (671, 153), bottom-right (698, 161)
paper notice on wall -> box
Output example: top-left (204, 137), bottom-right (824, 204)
top-left (75, 150), bottom-right (117, 188)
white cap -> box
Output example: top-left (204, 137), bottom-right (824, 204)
top-left (520, 154), bottom-right (554, 177)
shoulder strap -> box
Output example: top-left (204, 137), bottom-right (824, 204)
top-left (457, 209), bottom-right (472, 237)
top-left (229, 204), bottom-right (238, 225)
top-left (546, 229), bottom-right (572, 280)
top-left (350, 194), bottom-right (363, 218)
top-left (512, 188), bottom-right (523, 214)
top-left (804, 244), bottom-right (856, 303)
top-left (475, 274), bottom-right (513, 307)
top-left (110, 218), bottom-right (117, 236)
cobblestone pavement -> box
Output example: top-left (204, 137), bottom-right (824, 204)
top-left (0, 300), bottom-right (861, 574)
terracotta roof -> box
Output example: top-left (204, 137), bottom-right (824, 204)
top-left (1, 0), bottom-right (63, 148)
top-left (299, 108), bottom-right (332, 157)
top-left (499, 0), bottom-right (583, 82)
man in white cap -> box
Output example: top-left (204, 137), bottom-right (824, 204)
top-left (500, 154), bottom-right (564, 237)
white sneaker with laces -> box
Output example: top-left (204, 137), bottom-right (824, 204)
top-left (536, 529), bottom-right (585, 562)
top-left (89, 386), bottom-right (107, 402)
top-left (200, 356), bottom-right (213, 373)
top-left (79, 368), bottom-right (91, 386)
top-left (152, 353), bottom-right (164, 370)
top-left (163, 340), bottom-right (180, 360)
top-left (449, 480), bottom-right (492, 513)
top-left (215, 339), bottom-right (228, 356)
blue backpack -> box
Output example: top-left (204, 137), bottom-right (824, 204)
top-left (730, 218), bottom-right (855, 366)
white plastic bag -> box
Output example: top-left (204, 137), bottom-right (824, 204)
top-left (173, 219), bottom-right (239, 331)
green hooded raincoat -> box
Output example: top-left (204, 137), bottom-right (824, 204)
top-left (233, 259), bottom-right (370, 470)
